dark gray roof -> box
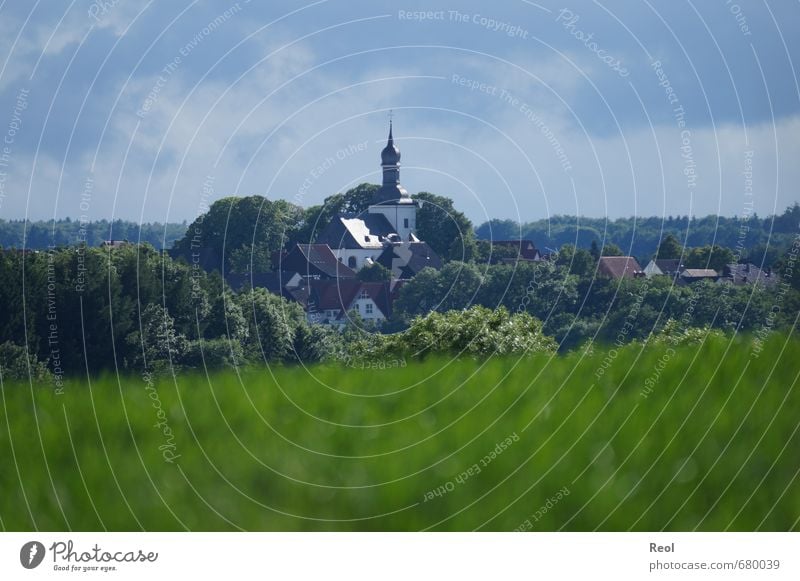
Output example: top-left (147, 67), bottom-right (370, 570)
top-left (277, 243), bottom-right (356, 278)
top-left (377, 242), bottom-right (442, 279)
top-left (722, 263), bottom-right (779, 286)
top-left (372, 183), bottom-right (414, 205)
top-left (654, 259), bottom-right (682, 273)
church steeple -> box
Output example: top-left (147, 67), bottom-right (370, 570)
top-left (375, 119), bottom-right (411, 205)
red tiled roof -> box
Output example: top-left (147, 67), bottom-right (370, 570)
top-left (597, 256), bottom-right (643, 279)
top-left (308, 280), bottom-right (391, 318)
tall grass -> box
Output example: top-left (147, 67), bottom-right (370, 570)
top-left (1, 334), bottom-right (798, 531)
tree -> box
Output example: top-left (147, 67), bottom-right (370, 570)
top-left (772, 202), bottom-right (800, 233)
top-left (295, 184), bottom-right (378, 244)
top-left (475, 218), bottom-right (522, 240)
top-left (0, 341), bottom-right (50, 382)
top-left (590, 240), bottom-right (601, 261)
top-left (413, 192), bottom-right (477, 262)
top-left (601, 242), bottom-right (623, 256)
top-left (556, 244), bottom-right (595, 277)
top-left (656, 234), bottom-right (683, 259)
top-left (204, 291), bottom-right (249, 343)
top-left (173, 196), bottom-right (304, 273)
top-left (375, 306), bottom-right (556, 359)
top-left (125, 304), bottom-right (187, 371)
top-left (684, 245), bottom-right (735, 272)
top-left (237, 288), bottom-right (307, 363)
top-left (393, 262), bottom-right (483, 321)
top-left (357, 262), bottom-right (392, 282)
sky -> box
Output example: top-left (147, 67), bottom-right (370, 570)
top-left (0, 0), bottom-right (798, 225)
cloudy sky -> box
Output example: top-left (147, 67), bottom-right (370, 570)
top-left (0, 0), bottom-right (798, 225)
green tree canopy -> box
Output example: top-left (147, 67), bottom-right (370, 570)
top-left (684, 245), bottom-right (735, 272)
top-left (357, 262), bottom-right (392, 282)
top-left (297, 184), bottom-right (379, 244)
top-left (173, 195), bottom-right (304, 273)
top-left (656, 234), bottom-right (683, 259)
top-left (375, 305), bottom-right (556, 360)
top-left (413, 192), bottom-right (477, 263)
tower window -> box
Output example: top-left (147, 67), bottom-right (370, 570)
top-left (348, 256), bottom-right (357, 269)
top-left (404, 218), bottom-right (409, 228)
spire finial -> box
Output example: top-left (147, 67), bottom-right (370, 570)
top-left (388, 110), bottom-right (393, 142)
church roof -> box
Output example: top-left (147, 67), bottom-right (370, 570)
top-left (377, 242), bottom-right (442, 279)
top-left (276, 243), bottom-right (356, 278)
top-left (317, 213), bottom-right (397, 250)
top-left (381, 120), bottom-right (400, 165)
top-left (373, 120), bottom-right (414, 206)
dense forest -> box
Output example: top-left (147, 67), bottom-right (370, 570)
top-left (476, 203), bottom-right (800, 267)
top-left (7, 201), bottom-right (799, 267)
top-left (0, 218), bottom-right (187, 249)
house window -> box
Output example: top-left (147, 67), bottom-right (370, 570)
top-left (404, 218), bottom-right (409, 228)
top-left (359, 290), bottom-right (369, 299)
top-left (365, 303), bottom-right (373, 315)
top-left (348, 256), bottom-right (357, 269)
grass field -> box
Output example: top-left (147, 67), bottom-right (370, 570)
top-left (1, 333), bottom-right (798, 531)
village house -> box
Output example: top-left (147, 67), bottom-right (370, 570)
top-left (305, 279), bottom-right (394, 327)
top-left (486, 239), bottom-right (542, 264)
top-left (679, 268), bottom-right (720, 284)
top-left (643, 258), bottom-right (683, 278)
top-left (597, 256), bottom-right (644, 279)
top-left (721, 263), bottom-right (779, 287)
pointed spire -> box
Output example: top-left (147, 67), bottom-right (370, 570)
top-left (375, 116), bottom-right (410, 204)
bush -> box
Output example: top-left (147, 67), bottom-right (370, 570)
top-left (647, 318), bottom-right (725, 346)
top-left (373, 305), bottom-right (556, 360)
top-left (0, 341), bottom-right (51, 382)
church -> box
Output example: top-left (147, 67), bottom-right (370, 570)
top-left (315, 121), bottom-right (440, 277)
top-left (269, 122), bottom-right (442, 327)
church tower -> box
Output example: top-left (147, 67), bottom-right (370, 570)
top-left (368, 120), bottom-right (418, 241)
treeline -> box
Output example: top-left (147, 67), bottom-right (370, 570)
top-left (389, 258), bottom-right (800, 351)
top-left (0, 218), bottom-right (187, 249)
top-left (0, 243), bottom-right (342, 380)
top-left (0, 244), bottom-right (557, 380)
top-left (8, 195), bottom-right (799, 268)
top-left (476, 203), bottom-right (800, 266)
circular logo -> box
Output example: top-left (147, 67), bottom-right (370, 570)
top-left (19, 541), bottom-right (46, 569)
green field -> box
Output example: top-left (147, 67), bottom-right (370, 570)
top-left (1, 334), bottom-right (798, 531)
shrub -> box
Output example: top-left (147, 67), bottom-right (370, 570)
top-left (0, 341), bottom-right (51, 382)
top-left (374, 305), bottom-right (556, 360)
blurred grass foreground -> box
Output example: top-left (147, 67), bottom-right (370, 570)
top-left (1, 333), bottom-right (798, 531)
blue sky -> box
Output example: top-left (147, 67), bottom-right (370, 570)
top-left (0, 0), bottom-right (798, 224)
